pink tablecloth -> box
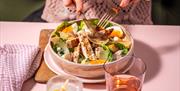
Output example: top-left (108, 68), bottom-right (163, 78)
top-left (1, 22), bottom-right (180, 91)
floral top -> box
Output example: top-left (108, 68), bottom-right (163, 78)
top-left (42, 0), bottom-right (153, 24)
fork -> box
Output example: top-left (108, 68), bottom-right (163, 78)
top-left (97, 7), bottom-right (122, 29)
top-left (77, 12), bottom-right (109, 45)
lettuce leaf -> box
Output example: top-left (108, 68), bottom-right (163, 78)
top-left (115, 43), bottom-right (129, 55)
top-left (100, 44), bottom-right (113, 62)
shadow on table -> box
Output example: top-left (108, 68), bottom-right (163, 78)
top-left (134, 39), bottom-right (162, 83)
top-left (156, 41), bottom-right (180, 55)
top-left (21, 78), bottom-right (37, 91)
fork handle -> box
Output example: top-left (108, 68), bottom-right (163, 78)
top-left (77, 11), bottom-right (96, 35)
top-left (111, 6), bottom-right (123, 14)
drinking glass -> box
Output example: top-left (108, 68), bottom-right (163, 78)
top-left (47, 75), bottom-right (83, 91)
top-left (104, 56), bottom-right (146, 91)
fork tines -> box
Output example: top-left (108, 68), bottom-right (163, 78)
top-left (97, 7), bottom-right (121, 29)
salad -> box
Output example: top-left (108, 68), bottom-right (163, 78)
top-left (50, 19), bottom-right (131, 64)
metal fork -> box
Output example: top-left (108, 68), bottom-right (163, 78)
top-left (97, 7), bottom-right (122, 29)
top-left (77, 12), bottom-right (109, 45)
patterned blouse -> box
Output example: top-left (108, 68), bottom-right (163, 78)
top-left (42, 0), bottom-right (153, 24)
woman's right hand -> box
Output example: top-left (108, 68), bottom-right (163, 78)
top-left (120, 0), bottom-right (139, 7)
top-left (63, 0), bottom-right (83, 13)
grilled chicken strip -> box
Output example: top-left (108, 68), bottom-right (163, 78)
top-left (66, 38), bottom-right (79, 48)
top-left (73, 44), bottom-right (80, 63)
top-left (95, 47), bottom-right (102, 59)
top-left (64, 53), bottom-right (73, 62)
top-left (77, 31), bottom-right (96, 60)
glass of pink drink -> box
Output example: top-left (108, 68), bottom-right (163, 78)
top-left (105, 57), bottom-right (146, 91)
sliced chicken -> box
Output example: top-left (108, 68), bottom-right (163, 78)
top-left (95, 47), bottom-right (102, 59)
top-left (73, 44), bottom-right (80, 63)
top-left (66, 38), bottom-right (79, 48)
top-left (77, 31), bottom-right (96, 60)
top-left (64, 53), bottom-right (73, 61)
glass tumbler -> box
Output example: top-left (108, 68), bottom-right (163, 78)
top-left (104, 56), bottom-right (146, 91)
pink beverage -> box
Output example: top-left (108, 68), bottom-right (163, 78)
top-left (106, 74), bottom-right (141, 91)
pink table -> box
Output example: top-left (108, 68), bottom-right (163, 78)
top-left (1, 22), bottom-right (180, 91)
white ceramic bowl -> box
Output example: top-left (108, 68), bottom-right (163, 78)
top-left (47, 19), bottom-right (134, 78)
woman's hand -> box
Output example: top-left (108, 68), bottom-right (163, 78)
top-left (120, 0), bottom-right (138, 7)
top-left (63, 0), bottom-right (138, 12)
top-left (63, 0), bottom-right (83, 13)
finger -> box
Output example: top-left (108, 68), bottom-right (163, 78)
top-left (74, 0), bottom-right (83, 12)
top-left (134, 0), bottom-right (140, 4)
top-left (63, 0), bottom-right (73, 6)
top-left (120, 0), bottom-right (131, 7)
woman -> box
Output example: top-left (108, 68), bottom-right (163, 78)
top-left (42, 0), bottom-right (153, 24)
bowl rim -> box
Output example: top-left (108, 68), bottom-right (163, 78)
top-left (48, 19), bottom-right (134, 67)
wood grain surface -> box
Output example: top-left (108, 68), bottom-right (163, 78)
top-left (34, 29), bottom-right (56, 83)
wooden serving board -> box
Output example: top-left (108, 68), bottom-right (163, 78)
top-left (34, 29), bottom-right (56, 83)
